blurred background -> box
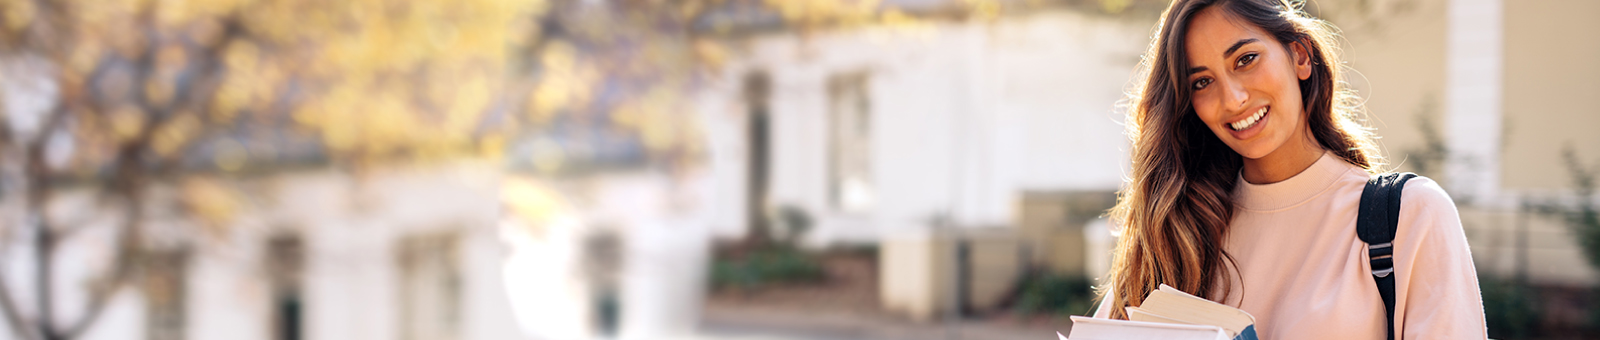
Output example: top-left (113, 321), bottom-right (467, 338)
top-left (0, 0), bottom-right (1592, 339)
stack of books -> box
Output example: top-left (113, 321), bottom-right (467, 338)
top-left (1060, 284), bottom-right (1258, 340)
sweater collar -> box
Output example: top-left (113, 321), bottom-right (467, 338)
top-left (1234, 151), bottom-right (1358, 211)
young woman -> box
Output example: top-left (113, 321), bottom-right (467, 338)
top-left (1090, 0), bottom-right (1487, 338)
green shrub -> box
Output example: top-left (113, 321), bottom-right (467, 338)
top-left (1558, 146), bottom-right (1600, 331)
top-left (711, 247), bottom-right (825, 290)
top-left (1013, 273), bottom-right (1096, 316)
top-left (1480, 275), bottom-right (1542, 339)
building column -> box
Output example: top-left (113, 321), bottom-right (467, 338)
top-left (1444, 0), bottom-right (1504, 204)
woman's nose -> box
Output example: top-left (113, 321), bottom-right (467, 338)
top-left (1221, 79), bottom-right (1249, 111)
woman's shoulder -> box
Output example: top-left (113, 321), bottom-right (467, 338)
top-left (1388, 174), bottom-right (1468, 246)
top-left (1394, 175), bottom-right (1458, 214)
top-left (1331, 168), bottom-right (1457, 210)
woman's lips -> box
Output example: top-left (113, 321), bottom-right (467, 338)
top-left (1226, 106), bottom-right (1269, 140)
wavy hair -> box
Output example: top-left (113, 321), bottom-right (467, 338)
top-left (1097, 0), bottom-right (1383, 319)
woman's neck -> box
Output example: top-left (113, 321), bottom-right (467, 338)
top-left (1241, 129), bottom-right (1326, 184)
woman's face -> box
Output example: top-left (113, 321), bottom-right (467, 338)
top-left (1183, 7), bottom-right (1314, 160)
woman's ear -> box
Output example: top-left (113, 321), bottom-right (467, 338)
top-left (1292, 41), bottom-right (1313, 81)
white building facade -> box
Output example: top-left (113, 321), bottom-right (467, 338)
top-left (698, 10), bottom-right (1151, 246)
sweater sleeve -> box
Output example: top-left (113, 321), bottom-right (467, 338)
top-left (1391, 177), bottom-right (1488, 339)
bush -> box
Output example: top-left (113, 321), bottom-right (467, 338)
top-left (711, 247), bottom-right (825, 290)
top-left (1013, 273), bottom-right (1096, 316)
top-left (1480, 275), bottom-right (1542, 339)
top-left (1557, 146), bottom-right (1600, 331)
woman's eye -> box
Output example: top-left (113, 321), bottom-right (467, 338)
top-left (1192, 77), bottom-right (1212, 90)
top-left (1236, 53), bottom-right (1258, 68)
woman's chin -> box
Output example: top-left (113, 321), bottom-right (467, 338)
top-left (1227, 143), bottom-right (1275, 160)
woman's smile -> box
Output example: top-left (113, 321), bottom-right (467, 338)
top-left (1225, 106), bottom-right (1269, 140)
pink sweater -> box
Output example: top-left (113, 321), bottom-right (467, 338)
top-left (1094, 152), bottom-right (1488, 339)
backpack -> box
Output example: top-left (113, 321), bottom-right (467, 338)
top-left (1356, 172), bottom-right (1418, 340)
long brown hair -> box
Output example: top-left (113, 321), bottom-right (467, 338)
top-left (1098, 0), bottom-right (1383, 319)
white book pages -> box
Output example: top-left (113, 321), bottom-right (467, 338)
top-left (1138, 284), bottom-right (1255, 336)
top-left (1065, 316), bottom-right (1230, 340)
top-left (1125, 307), bottom-right (1194, 325)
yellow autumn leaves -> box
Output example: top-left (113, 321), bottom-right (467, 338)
top-left (281, 0), bottom-right (540, 162)
top-left (0, 0), bottom-right (547, 166)
top-left (0, 0), bottom-right (1013, 172)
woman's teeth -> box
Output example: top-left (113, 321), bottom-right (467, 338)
top-left (1230, 107), bottom-right (1267, 131)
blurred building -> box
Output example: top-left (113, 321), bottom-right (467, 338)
top-left (698, 9), bottom-right (1138, 246)
top-left (0, 162), bottom-right (525, 340)
top-left (498, 171), bottom-right (715, 340)
top-left (695, 7), bottom-right (1148, 321)
top-left (1329, 0), bottom-right (1600, 287)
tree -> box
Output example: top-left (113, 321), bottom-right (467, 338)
top-left (0, 0), bottom-right (543, 339)
top-left (0, 0), bottom-right (1030, 338)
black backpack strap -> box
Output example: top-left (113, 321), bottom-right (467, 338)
top-left (1357, 172), bottom-right (1417, 340)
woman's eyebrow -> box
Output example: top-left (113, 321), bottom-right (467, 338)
top-left (1223, 38), bottom-right (1259, 58)
top-left (1188, 38), bottom-right (1262, 75)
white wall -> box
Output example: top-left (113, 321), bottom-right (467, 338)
top-left (499, 171), bottom-right (716, 340)
top-left (301, 164), bottom-right (522, 340)
top-left (702, 11), bottom-right (1147, 246)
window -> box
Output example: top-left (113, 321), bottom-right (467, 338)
top-left (828, 72), bottom-right (874, 213)
top-left (743, 71), bottom-right (774, 240)
top-left (581, 230), bottom-right (623, 336)
top-left (397, 232), bottom-right (462, 340)
top-left (267, 235), bottom-right (304, 340)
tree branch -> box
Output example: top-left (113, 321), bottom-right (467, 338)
top-left (58, 7), bottom-right (252, 340)
top-left (23, 105), bottom-right (69, 340)
top-left (0, 268), bottom-right (41, 340)
top-left (57, 189), bottom-right (141, 340)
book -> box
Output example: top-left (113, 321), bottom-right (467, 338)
top-left (1062, 284), bottom-right (1259, 340)
top-left (1063, 317), bottom-right (1234, 340)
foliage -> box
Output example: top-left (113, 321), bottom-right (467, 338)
top-left (712, 204), bottom-right (823, 290)
top-left (1479, 274), bottom-right (1543, 339)
top-left (1403, 98), bottom-right (1449, 178)
top-left (771, 204), bottom-right (814, 246)
top-left (1557, 145), bottom-right (1600, 331)
top-left (1558, 145), bottom-right (1600, 275)
top-left (1012, 272), bottom-right (1096, 317)
top-left (0, 0), bottom-right (542, 168)
top-left (711, 247), bottom-right (825, 291)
